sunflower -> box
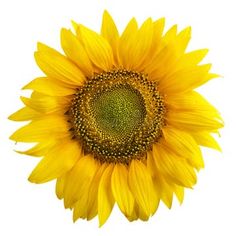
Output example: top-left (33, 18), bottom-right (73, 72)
top-left (9, 11), bottom-right (223, 226)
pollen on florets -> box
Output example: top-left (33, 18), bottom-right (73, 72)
top-left (67, 69), bottom-right (165, 164)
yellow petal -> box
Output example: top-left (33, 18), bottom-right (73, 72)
top-left (167, 91), bottom-right (220, 115)
top-left (16, 140), bottom-right (55, 157)
top-left (23, 77), bottom-right (76, 96)
top-left (149, 150), bottom-right (184, 206)
top-left (162, 126), bottom-right (204, 169)
top-left (166, 109), bottom-right (223, 132)
top-left (162, 26), bottom-right (191, 59)
top-left (153, 174), bottom-right (174, 209)
top-left (35, 43), bottom-right (85, 86)
top-left (73, 161), bottom-right (99, 221)
top-left (73, 158), bottom-right (100, 222)
top-left (159, 64), bottom-right (216, 93)
top-left (175, 49), bottom-right (209, 71)
top-left (28, 140), bottom-right (81, 183)
top-left (56, 174), bottom-right (66, 199)
top-left (145, 26), bottom-right (191, 79)
top-left (146, 151), bottom-right (157, 177)
top-left (64, 155), bottom-right (98, 209)
top-left (145, 42), bottom-right (178, 79)
top-left (127, 18), bottom-right (154, 70)
top-left (111, 164), bottom-right (135, 217)
top-left (166, 91), bottom-right (223, 132)
top-left (153, 143), bottom-right (197, 188)
top-left (73, 197), bottom-right (88, 221)
top-left (137, 205), bottom-right (149, 221)
top-left (126, 202), bottom-right (139, 222)
top-left (128, 160), bottom-right (157, 217)
top-left (87, 163), bottom-right (107, 220)
top-left (173, 184), bottom-right (184, 204)
top-left (78, 25), bottom-right (114, 71)
top-left (146, 152), bottom-right (161, 213)
top-left (61, 28), bottom-right (93, 77)
top-left (147, 152), bottom-right (173, 208)
top-left (118, 18), bottom-right (138, 68)
top-left (142, 17), bottom-right (165, 69)
top-left (175, 26), bottom-right (191, 55)
top-left (162, 24), bottom-right (178, 44)
top-left (37, 42), bottom-right (59, 53)
top-left (149, 150), bottom-right (184, 205)
top-left (10, 115), bottom-right (69, 142)
top-left (98, 164), bottom-right (114, 227)
top-left (192, 131), bottom-right (222, 151)
top-left (101, 10), bottom-right (119, 65)
top-left (152, 18), bottom-right (165, 50)
top-left (71, 20), bottom-right (79, 33)
top-left (8, 106), bottom-right (40, 121)
top-left (20, 93), bottom-right (70, 114)
top-left (155, 173), bottom-right (184, 207)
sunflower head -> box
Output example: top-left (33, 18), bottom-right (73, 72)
top-left (9, 10), bottom-right (223, 226)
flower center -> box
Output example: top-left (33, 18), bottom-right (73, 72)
top-left (68, 69), bottom-right (165, 164)
top-left (91, 85), bottom-right (146, 141)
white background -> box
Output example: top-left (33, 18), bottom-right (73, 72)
top-left (0, 0), bottom-right (235, 235)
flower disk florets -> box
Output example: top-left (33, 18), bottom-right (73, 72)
top-left (69, 69), bottom-right (165, 164)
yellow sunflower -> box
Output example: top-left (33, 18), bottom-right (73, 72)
top-left (9, 11), bottom-right (223, 226)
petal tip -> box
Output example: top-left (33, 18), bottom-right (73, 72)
top-left (8, 113), bottom-right (15, 121)
top-left (28, 174), bottom-right (36, 183)
top-left (71, 20), bottom-right (79, 32)
top-left (9, 132), bottom-right (17, 141)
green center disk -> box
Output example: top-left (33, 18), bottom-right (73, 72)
top-left (91, 86), bottom-right (146, 140)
